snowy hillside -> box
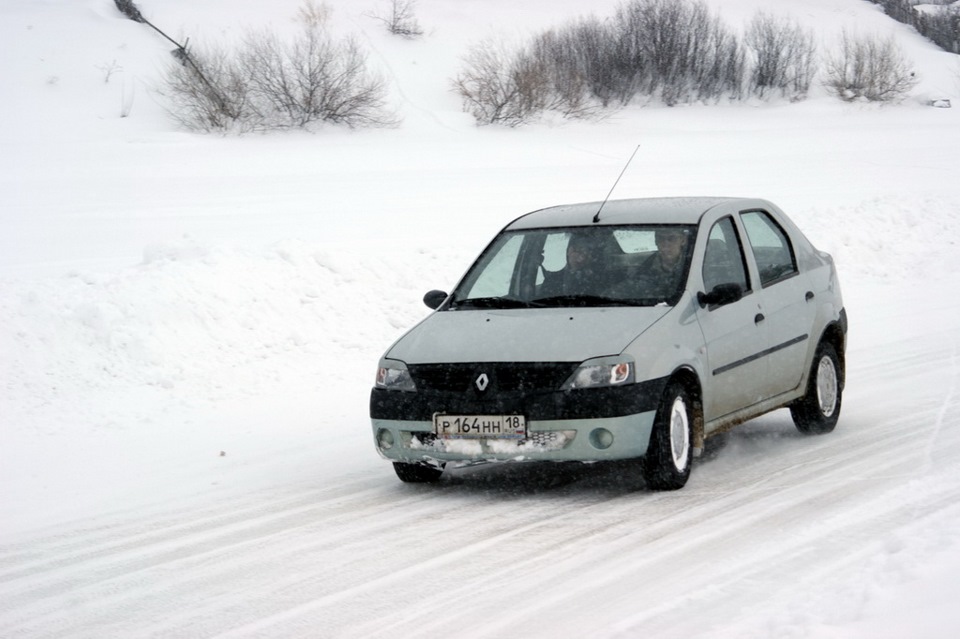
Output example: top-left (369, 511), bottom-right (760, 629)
top-left (2, 0), bottom-right (960, 637)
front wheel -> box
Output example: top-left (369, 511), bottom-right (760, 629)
top-left (393, 461), bottom-right (444, 483)
top-left (791, 341), bottom-right (843, 435)
top-left (643, 383), bottom-right (695, 490)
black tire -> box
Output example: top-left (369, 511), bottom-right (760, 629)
top-left (643, 383), bottom-right (695, 490)
top-left (791, 341), bottom-right (842, 435)
top-left (393, 461), bottom-right (444, 483)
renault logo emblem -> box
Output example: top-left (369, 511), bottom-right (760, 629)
top-left (475, 373), bottom-right (490, 392)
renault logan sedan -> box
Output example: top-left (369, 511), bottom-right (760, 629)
top-left (370, 197), bottom-right (847, 490)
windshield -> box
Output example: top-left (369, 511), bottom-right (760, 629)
top-left (448, 224), bottom-right (696, 309)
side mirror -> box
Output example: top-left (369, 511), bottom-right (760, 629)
top-left (697, 282), bottom-right (743, 308)
top-left (423, 289), bottom-right (449, 310)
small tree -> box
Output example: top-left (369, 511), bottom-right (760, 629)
top-left (295, 0), bottom-right (331, 29)
top-left (529, 23), bottom-right (606, 118)
top-left (372, 0), bottom-right (423, 38)
top-left (453, 39), bottom-right (551, 126)
top-left (745, 12), bottom-right (817, 100)
top-left (241, 28), bottom-right (393, 128)
top-left (612, 0), bottom-right (744, 105)
top-left (163, 46), bottom-right (253, 132)
top-left (163, 25), bottom-right (395, 132)
top-left (824, 31), bottom-right (918, 102)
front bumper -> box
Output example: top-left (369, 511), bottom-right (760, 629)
top-left (372, 412), bottom-right (657, 465)
top-left (369, 377), bottom-right (667, 465)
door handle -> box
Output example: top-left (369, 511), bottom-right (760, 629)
top-left (755, 313), bottom-right (765, 324)
top-left (805, 291), bottom-right (815, 302)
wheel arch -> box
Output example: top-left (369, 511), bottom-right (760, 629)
top-left (667, 366), bottom-right (705, 456)
top-left (817, 317), bottom-right (846, 390)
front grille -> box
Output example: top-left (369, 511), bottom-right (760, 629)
top-left (408, 362), bottom-right (579, 394)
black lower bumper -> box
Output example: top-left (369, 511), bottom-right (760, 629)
top-left (370, 376), bottom-right (669, 422)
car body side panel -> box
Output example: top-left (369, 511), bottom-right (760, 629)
top-left (694, 292), bottom-right (770, 422)
top-left (754, 272), bottom-right (815, 396)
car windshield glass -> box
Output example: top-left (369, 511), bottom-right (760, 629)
top-left (449, 224), bottom-right (697, 309)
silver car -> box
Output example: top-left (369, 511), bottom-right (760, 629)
top-left (370, 197), bottom-right (847, 490)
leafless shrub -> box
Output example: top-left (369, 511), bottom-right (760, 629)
top-left (295, 0), bottom-right (332, 29)
top-left (453, 0), bottom-right (838, 125)
top-left (371, 0), bottom-right (423, 38)
top-left (529, 22), bottom-right (608, 117)
top-left (824, 31), bottom-right (919, 102)
top-left (745, 12), bottom-right (817, 100)
top-left (241, 28), bottom-right (394, 128)
top-left (453, 39), bottom-right (552, 126)
top-left (163, 45), bottom-right (253, 132)
top-left (162, 25), bottom-right (395, 132)
top-left (612, 0), bottom-right (743, 105)
top-left (96, 60), bottom-right (124, 83)
top-left (553, 18), bottom-right (624, 108)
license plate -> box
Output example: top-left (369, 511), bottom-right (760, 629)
top-left (433, 414), bottom-right (526, 439)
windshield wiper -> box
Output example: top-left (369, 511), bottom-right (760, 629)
top-left (531, 294), bottom-right (645, 308)
top-left (448, 296), bottom-right (544, 310)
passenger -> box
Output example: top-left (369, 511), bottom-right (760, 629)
top-left (639, 228), bottom-right (690, 297)
top-left (539, 233), bottom-right (608, 297)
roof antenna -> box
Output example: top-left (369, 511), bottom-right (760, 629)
top-left (593, 145), bottom-right (640, 223)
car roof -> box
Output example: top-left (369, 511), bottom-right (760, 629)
top-left (505, 197), bottom-right (756, 230)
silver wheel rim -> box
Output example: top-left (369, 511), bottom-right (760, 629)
top-left (816, 355), bottom-right (838, 418)
top-left (669, 396), bottom-right (690, 472)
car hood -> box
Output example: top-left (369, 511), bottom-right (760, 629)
top-left (385, 306), bottom-right (672, 364)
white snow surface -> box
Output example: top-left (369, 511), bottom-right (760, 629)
top-left (2, 0), bottom-right (960, 637)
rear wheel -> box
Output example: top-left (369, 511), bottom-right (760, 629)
top-left (393, 461), bottom-right (444, 483)
top-left (791, 341), bottom-right (842, 435)
top-left (643, 383), bottom-right (695, 490)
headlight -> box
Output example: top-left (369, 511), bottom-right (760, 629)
top-left (562, 357), bottom-right (634, 390)
top-left (375, 359), bottom-right (417, 392)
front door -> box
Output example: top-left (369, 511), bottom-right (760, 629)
top-left (695, 217), bottom-right (769, 425)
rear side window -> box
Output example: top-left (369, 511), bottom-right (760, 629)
top-left (741, 210), bottom-right (797, 286)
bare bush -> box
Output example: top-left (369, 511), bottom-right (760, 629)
top-left (162, 25), bottom-right (395, 132)
top-left (613, 0), bottom-right (743, 105)
top-left (453, 0), bottom-right (839, 125)
top-left (295, 0), bottom-right (332, 29)
top-left (372, 0), bottom-right (423, 38)
top-left (745, 13), bottom-right (817, 100)
top-left (824, 31), bottom-right (919, 102)
top-left (529, 21), bottom-right (609, 117)
top-left (241, 28), bottom-right (393, 128)
top-left (163, 46), bottom-right (253, 132)
top-left (96, 60), bottom-right (124, 84)
top-left (453, 39), bottom-right (551, 126)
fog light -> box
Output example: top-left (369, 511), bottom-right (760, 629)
top-left (377, 428), bottom-right (395, 450)
top-left (589, 428), bottom-right (614, 450)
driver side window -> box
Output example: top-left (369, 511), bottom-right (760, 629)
top-left (703, 217), bottom-right (750, 293)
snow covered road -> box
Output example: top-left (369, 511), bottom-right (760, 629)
top-left (3, 277), bottom-right (959, 638)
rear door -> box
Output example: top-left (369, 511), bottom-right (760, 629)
top-left (739, 209), bottom-right (815, 398)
